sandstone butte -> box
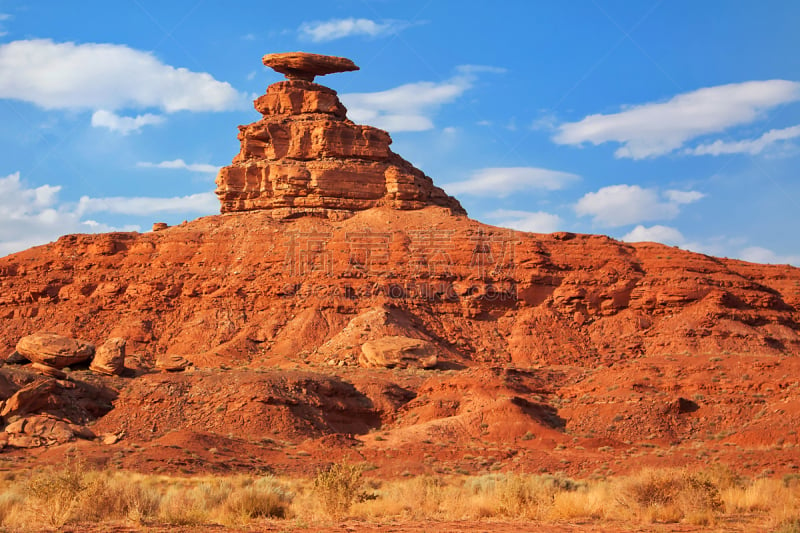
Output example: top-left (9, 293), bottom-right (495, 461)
top-left (0, 52), bottom-right (798, 483)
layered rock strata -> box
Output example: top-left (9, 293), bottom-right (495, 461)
top-left (215, 54), bottom-right (464, 218)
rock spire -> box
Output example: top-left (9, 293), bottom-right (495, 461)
top-left (214, 52), bottom-right (465, 219)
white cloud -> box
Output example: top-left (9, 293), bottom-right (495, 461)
top-left (575, 184), bottom-right (704, 227)
top-left (484, 209), bottom-right (562, 233)
top-left (739, 246), bottom-right (800, 266)
top-left (664, 189), bottom-right (706, 204)
top-left (616, 227), bottom-right (800, 267)
top-left (554, 80), bottom-right (800, 159)
top-left (0, 172), bottom-right (137, 256)
top-left (609, 220), bottom-right (800, 266)
top-left (342, 80), bottom-right (466, 132)
top-left (299, 18), bottom-right (410, 42)
top-left (77, 192), bottom-right (217, 216)
top-left (454, 65), bottom-right (507, 75)
top-left (340, 65), bottom-right (502, 132)
top-left (622, 224), bottom-right (685, 245)
top-left (137, 159), bottom-right (220, 173)
top-left (688, 124), bottom-right (800, 156)
top-left (0, 39), bottom-right (245, 112)
top-left (91, 110), bottom-right (164, 134)
top-left (443, 167), bottom-right (579, 198)
top-left (619, 227), bottom-right (800, 267)
top-left (531, 112), bottom-right (558, 131)
top-left (0, 171), bottom-right (218, 257)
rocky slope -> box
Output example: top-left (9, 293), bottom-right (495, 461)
top-left (1, 207), bottom-right (797, 366)
top-left (0, 53), bottom-right (798, 477)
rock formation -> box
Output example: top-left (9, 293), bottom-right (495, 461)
top-left (0, 52), bottom-right (798, 477)
top-left (215, 52), bottom-right (465, 218)
top-left (90, 337), bottom-right (127, 376)
top-left (15, 332), bottom-right (94, 368)
top-left (0, 379), bottom-right (58, 418)
top-left (155, 354), bottom-right (192, 372)
top-left (359, 335), bottom-right (438, 369)
top-left (262, 52), bottom-right (359, 82)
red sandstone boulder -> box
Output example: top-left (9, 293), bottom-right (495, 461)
top-left (31, 362), bottom-right (67, 379)
top-left (360, 336), bottom-right (438, 369)
top-left (155, 354), bottom-right (191, 372)
top-left (262, 52), bottom-right (359, 82)
top-left (0, 379), bottom-right (58, 418)
top-left (15, 332), bottom-right (94, 368)
top-left (4, 414), bottom-right (93, 448)
top-left (90, 337), bottom-right (126, 376)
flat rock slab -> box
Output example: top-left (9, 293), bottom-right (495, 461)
top-left (0, 379), bottom-right (58, 418)
top-left (263, 52), bottom-right (359, 82)
top-left (155, 354), bottom-right (191, 372)
top-left (31, 362), bottom-right (67, 380)
top-left (16, 332), bottom-right (94, 368)
top-left (360, 335), bottom-right (438, 369)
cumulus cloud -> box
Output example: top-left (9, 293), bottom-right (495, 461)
top-left (554, 80), bottom-right (800, 159)
top-left (0, 172), bottom-right (134, 256)
top-left (484, 209), bottom-right (563, 233)
top-left (622, 224), bottom-right (685, 245)
top-left (340, 65), bottom-right (503, 132)
top-left (575, 184), bottom-right (704, 227)
top-left (299, 17), bottom-right (413, 42)
top-left (91, 110), bottom-right (164, 134)
top-left (137, 159), bottom-right (220, 173)
top-left (688, 124), bottom-right (800, 156)
top-left (739, 246), bottom-right (800, 266)
top-left (0, 39), bottom-right (245, 113)
top-left (342, 80), bottom-right (467, 132)
top-left (0, 171), bottom-right (218, 257)
top-left (663, 190), bottom-right (706, 204)
top-left (443, 167), bottom-right (579, 198)
top-left (77, 192), bottom-right (217, 216)
top-left (618, 224), bottom-right (800, 266)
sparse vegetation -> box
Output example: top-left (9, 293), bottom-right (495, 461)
top-left (0, 462), bottom-right (796, 529)
top-left (312, 461), bottom-right (364, 518)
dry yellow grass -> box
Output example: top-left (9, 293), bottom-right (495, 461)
top-left (0, 463), bottom-right (796, 530)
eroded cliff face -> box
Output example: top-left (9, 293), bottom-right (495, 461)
top-left (1, 207), bottom-right (798, 366)
top-left (214, 79), bottom-right (464, 218)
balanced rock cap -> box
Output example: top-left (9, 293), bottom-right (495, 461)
top-left (262, 52), bottom-right (359, 82)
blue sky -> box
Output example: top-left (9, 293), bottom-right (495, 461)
top-left (1, 1), bottom-right (799, 265)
